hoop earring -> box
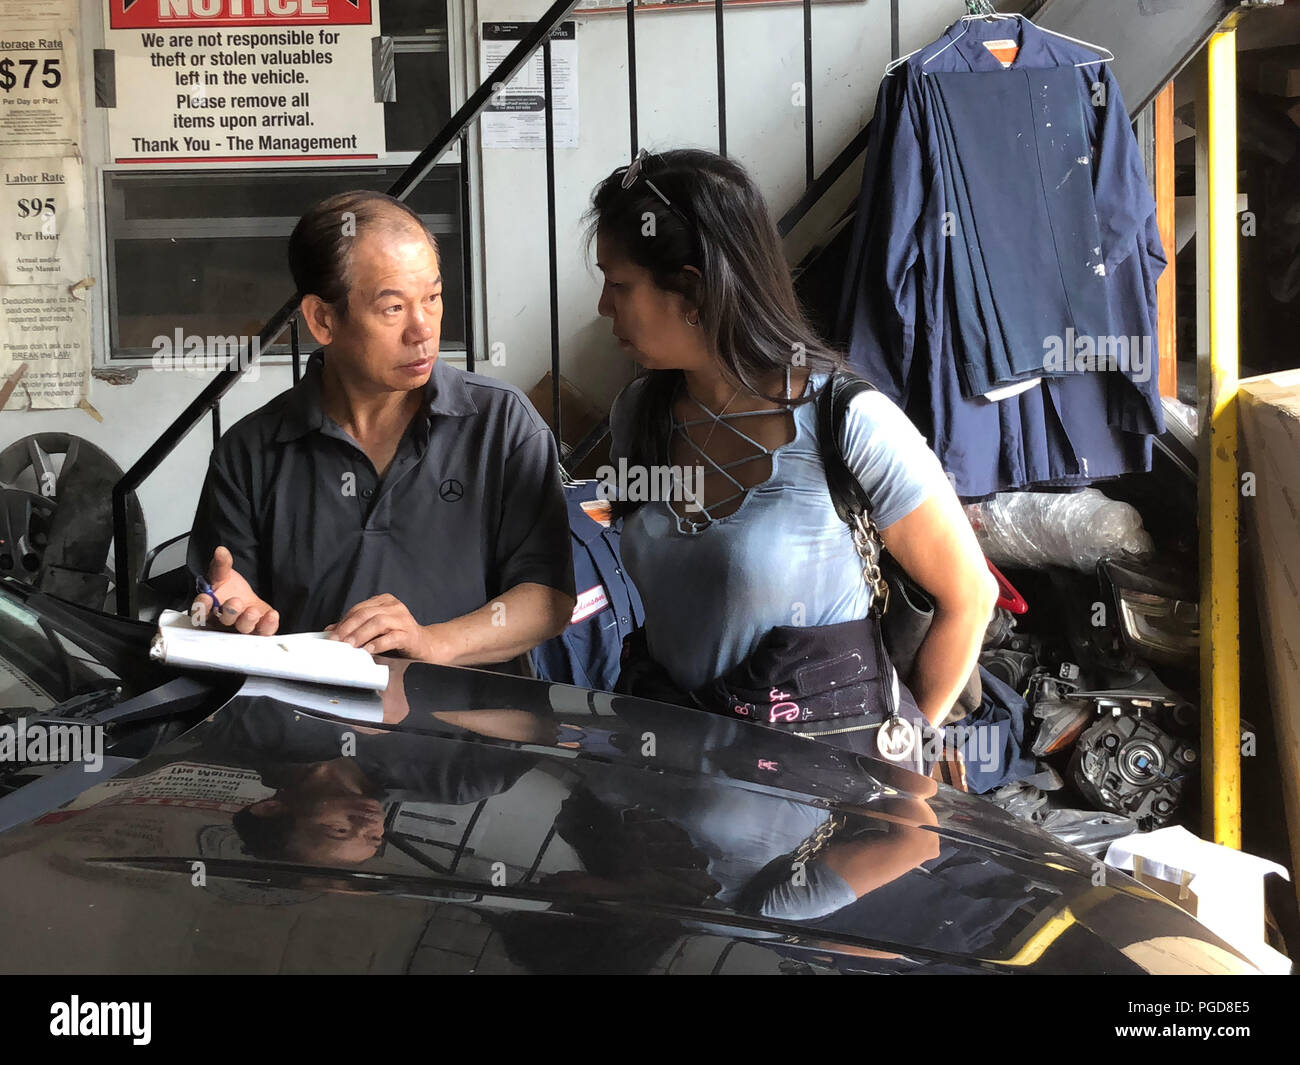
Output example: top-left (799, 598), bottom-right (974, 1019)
top-left (685, 312), bottom-right (700, 328)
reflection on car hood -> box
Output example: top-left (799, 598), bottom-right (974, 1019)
top-left (0, 661), bottom-right (1260, 975)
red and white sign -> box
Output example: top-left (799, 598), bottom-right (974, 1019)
top-left (103, 0), bottom-right (384, 163)
top-left (109, 0), bottom-right (372, 30)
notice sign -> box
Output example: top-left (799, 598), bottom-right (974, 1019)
top-left (0, 29), bottom-right (80, 155)
top-left (102, 0), bottom-right (385, 163)
top-left (0, 285), bottom-right (89, 410)
top-left (0, 157), bottom-right (85, 284)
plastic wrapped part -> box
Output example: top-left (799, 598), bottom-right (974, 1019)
top-left (985, 779), bottom-right (1139, 857)
top-left (1162, 395), bottom-right (1198, 437)
top-left (1038, 809), bottom-right (1140, 858)
top-left (964, 488), bottom-right (1155, 571)
top-left (986, 780), bottom-right (1049, 821)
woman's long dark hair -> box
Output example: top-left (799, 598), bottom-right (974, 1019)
top-left (583, 149), bottom-right (844, 472)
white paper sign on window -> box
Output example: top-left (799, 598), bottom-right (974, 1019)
top-left (481, 21), bottom-right (578, 150)
top-left (101, 0), bottom-right (386, 164)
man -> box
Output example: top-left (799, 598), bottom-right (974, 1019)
top-left (188, 190), bottom-right (575, 671)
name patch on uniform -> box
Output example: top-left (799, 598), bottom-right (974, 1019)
top-left (570, 584), bottom-right (610, 624)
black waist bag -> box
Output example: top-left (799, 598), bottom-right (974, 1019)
top-left (617, 620), bottom-right (906, 740)
top-left (694, 617), bottom-right (891, 735)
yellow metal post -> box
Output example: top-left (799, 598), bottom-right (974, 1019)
top-left (1200, 27), bottom-right (1241, 850)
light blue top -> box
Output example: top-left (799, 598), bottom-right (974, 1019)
top-left (610, 371), bottom-right (952, 692)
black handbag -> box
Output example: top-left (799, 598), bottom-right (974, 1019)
top-left (815, 372), bottom-right (982, 720)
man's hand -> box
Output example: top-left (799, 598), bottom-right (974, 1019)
top-left (194, 545), bottom-right (280, 635)
top-left (328, 593), bottom-right (431, 659)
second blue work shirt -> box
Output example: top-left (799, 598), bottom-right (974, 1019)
top-left (836, 16), bottom-right (1166, 500)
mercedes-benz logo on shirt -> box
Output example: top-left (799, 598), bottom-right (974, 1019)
top-left (439, 478), bottom-right (464, 502)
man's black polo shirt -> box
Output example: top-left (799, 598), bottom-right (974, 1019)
top-left (187, 350), bottom-right (575, 635)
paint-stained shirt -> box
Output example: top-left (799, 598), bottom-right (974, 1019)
top-left (836, 16), bottom-right (1166, 499)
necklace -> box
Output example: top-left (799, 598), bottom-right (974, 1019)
top-left (694, 384), bottom-right (744, 452)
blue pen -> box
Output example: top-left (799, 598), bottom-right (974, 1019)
top-left (192, 569), bottom-right (222, 616)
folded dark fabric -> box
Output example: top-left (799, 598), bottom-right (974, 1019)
top-left (950, 665), bottom-right (1039, 794)
top-left (928, 67), bottom-right (1111, 397)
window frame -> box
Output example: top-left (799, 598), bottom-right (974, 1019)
top-left (80, 0), bottom-right (483, 369)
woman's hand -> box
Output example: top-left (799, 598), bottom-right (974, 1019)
top-left (879, 493), bottom-right (997, 727)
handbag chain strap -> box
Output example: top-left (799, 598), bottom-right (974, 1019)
top-left (817, 371), bottom-right (892, 619)
top-left (848, 510), bottom-right (891, 619)
top-left (816, 371), bottom-right (908, 738)
top-left (791, 812), bottom-right (848, 869)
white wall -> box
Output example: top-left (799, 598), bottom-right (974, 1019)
top-left (0, 0), bottom-right (997, 561)
top-left (474, 0), bottom-right (897, 415)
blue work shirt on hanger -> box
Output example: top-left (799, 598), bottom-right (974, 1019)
top-left (927, 66), bottom-right (1112, 397)
top-left (836, 16), bottom-right (1166, 499)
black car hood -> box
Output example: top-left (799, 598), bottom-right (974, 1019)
top-left (0, 659), bottom-right (1260, 975)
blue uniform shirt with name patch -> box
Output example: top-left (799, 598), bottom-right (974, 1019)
top-left (530, 480), bottom-right (645, 692)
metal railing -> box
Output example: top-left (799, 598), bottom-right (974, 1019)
top-left (112, 0), bottom-right (908, 617)
top-left (112, 0), bottom-right (583, 615)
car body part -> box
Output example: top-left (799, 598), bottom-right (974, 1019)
top-left (1030, 698), bottom-right (1095, 756)
top-left (0, 575), bottom-right (1261, 975)
top-left (1099, 555), bottom-right (1199, 667)
top-left (1069, 711), bottom-right (1198, 829)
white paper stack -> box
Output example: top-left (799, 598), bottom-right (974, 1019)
top-left (150, 610), bottom-right (390, 692)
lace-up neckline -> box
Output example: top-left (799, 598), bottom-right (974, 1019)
top-left (669, 367), bottom-right (793, 532)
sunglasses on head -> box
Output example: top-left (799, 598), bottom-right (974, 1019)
top-left (618, 148), bottom-right (693, 231)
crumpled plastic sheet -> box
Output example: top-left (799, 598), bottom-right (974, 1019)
top-left (964, 487), bottom-right (1154, 571)
top-left (986, 780), bottom-right (1139, 857)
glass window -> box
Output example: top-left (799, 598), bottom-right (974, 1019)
top-left (101, 0), bottom-right (462, 363)
top-left (105, 166), bottom-right (465, 359)
top-left (386, 45), bottom-right (452, 153)
top-left (380, 0), bottom-right (451, 37)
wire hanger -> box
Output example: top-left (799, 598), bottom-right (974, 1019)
top-left (884, 8), bottom-right (1114, 77)
top-left (1027, 18), bottom-right (1116, 65)
top-left (558, 460), bottom-right (582, 487)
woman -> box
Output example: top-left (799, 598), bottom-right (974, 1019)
top-left (588, 148), bottom-right (996, 767)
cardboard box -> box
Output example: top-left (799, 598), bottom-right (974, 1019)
top-left (1239, 371), bottom-right (1300, 925)
top-left (526, 371), bottom-right (612, 480)
top-left (1106, 826), bottom-right (1290, 974)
